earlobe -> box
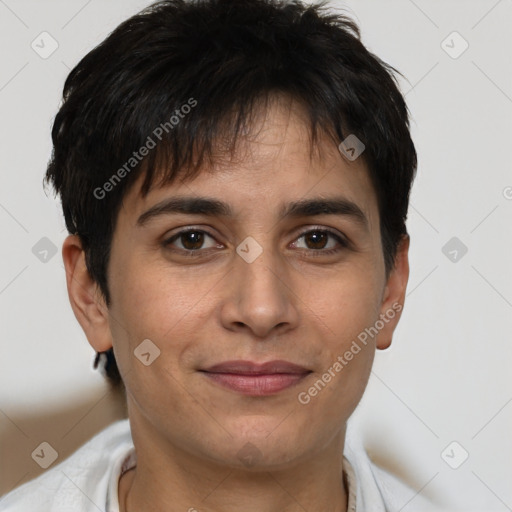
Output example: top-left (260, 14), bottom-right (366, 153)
top-left (376, 235), bottom-right (410, 350)
top-left (62, 234), bottom-right (113, 353)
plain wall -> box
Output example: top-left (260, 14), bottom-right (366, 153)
top-left (0, 1), bottom-right (511, 510)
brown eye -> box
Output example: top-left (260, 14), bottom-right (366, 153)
top-left (293, 229), bottom-right (347, 254)
top-left (179, 231), bottom-right (205, 250)
top-left (163, 229), bottom-right (219, 254)
top-left (304, 231), bottom-right (329, 250)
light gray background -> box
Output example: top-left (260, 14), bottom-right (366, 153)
top-left (0, 1), bottom-right (511, 510)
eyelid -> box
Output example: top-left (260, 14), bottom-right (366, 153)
top-left (291, 226), bottom-right (350, 251)
top-left (293, 225), bottom-right (348, 242)
top-left (163, 227), bottom-right (351, 258)
top-left (163, 226), bottom-right (220, 249)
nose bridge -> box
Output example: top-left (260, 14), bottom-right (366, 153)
top-left (236, 236), bottom-right (285, 301)
top-left (227, 234), bottom-right (297, 335)
top-left (239, 243), bottom-right (281, 291)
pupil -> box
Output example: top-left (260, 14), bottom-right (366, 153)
top-left (307, 231), bottom-right (327, 249)
top-left (183, 232), bottom-right (203, 250)
top-left (179, 231), bottom-right (328, 251)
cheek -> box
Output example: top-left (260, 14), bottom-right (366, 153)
top-left (296, 267), bottom-right (381, 413)
top-left (308, 263), bottom-right (383, 343)
top-left (107, 268), bottom-right (205, 420)
top-left (109, 259), bottom-right (219, 372)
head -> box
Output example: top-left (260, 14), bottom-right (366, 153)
top-left (47, 0), bottom-right (416, 467)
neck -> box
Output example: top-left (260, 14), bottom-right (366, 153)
top-left (119, 406), bottom-right (349, 512)
top-left (121, 461), bottom-right (349, 512)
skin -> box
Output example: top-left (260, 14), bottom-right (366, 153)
top-left (62, 95), bottom-right (409, 512)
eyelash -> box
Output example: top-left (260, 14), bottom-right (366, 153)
top-left (162, 227), bottom-right (349, 258)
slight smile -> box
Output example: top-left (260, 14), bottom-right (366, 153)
top-left (199, 360), bottom-right (313, 396)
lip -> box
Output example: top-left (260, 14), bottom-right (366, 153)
top-left (202, 359), bottom-right (310, 375)
top-left (200, 360), bottom-right (312, 396)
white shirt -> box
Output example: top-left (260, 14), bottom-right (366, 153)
top-left (0, 418), bottom-right (435, 511)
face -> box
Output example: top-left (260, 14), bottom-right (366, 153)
top-left (65, 96), bottom-right (409, 471)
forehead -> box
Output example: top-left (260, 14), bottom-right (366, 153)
top-left (118, 98), bottom-right (378, 228)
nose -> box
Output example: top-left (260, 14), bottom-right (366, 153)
top-left (219, 241), bottom-right (300, 339)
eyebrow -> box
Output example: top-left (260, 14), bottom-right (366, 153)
top-left (136, 196), bottom-right (368, 229)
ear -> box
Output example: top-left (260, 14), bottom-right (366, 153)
top-left (62, 234), bottom-right (113, 353)
top-left (376, 234), bottom-right (410, 350)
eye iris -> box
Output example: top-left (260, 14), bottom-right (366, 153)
top-left (176, 231), bottom-right (332, 251)
top-left (306, 231), bottom-right (328, 249)
top-left (182, 231), bottom-right (204, 250)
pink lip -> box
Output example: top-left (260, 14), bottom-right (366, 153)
top-left (200, 360), bottom-right (311, 396)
